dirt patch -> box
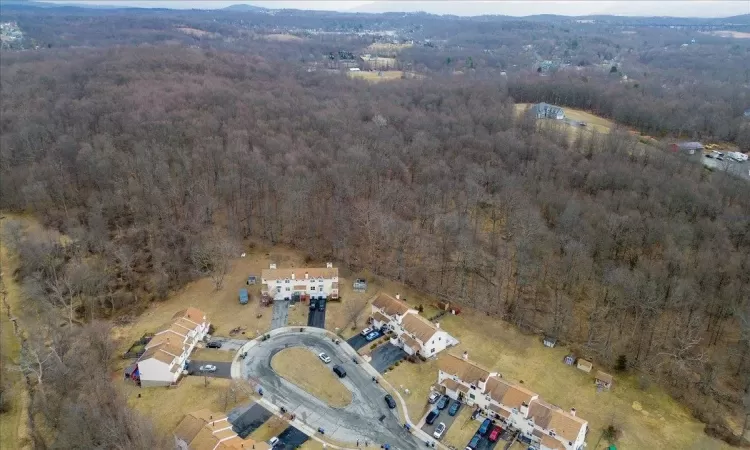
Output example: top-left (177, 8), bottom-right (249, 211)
top-left (176, 27), bottom-right (219, 38)
top-left (271, 348), bottom-right (352, 408)
top-left (348, 71), bottom-right (405, 82)
top-left (704, 30), bottom-right (750, 39)
top-left (263, 34), bottom-right (304, 42)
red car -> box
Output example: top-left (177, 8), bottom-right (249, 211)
top-left (488, 426), bottom-right (502, 442)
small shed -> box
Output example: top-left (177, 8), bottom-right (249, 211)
top-left (543, 336), bottom-right (557, 348)
top-left (669, 141), bottom-right (703, 154)
top-left (353, 278), bottom-right (367, 292)
top-left (563, 354), bottom-right (576, 365)
top-left (595, 371), bottom-right (613, 390)
top-left (577, 359), bottom-right (593, 373)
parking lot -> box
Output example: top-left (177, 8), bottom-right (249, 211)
top-left (306, 298), bottom-right (327, 328)
top-left (186, 360), bottom-right (232, 378)
top-left (346, 329), bottom-right (382, 350)
top-left (271, 299), bottom-right (291, 329)
top-left (275, 425), bottom-right (310, 449)
top-left (465, 419), bottom-right (507, 450)
top-left (420, 396), bottom-right (462, 443)
top-left (369, 343), bottom-right (407, 373)
top-left (228, 402), bottom-right (274, 438)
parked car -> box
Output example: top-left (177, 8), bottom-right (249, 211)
top-left (425, 408), bottom-right (440, 425)
top-left (448, 402), bottom-right (460, 416)
top-left (365, 331), bottom-right (379, 341)
top-left (318, 352), bottom-right (331, 364)
top-left (433, 422), bottom-right (446, 439)
top-left (318, 300), bottom-right (325, 311)
top-left (268, 437), bottom-right (280, 448)
top-left (437, 396), bottom-right (449, 410)
top-left (309, 299), bottom-right (317, 310)
top-left (466, 434), bottom-right (481, 450)
top-left (239, 288), bottom-right (249, 305)
top-left (332, 365), bottom-right (346, 378)
top-left (488, 426), bottom-right (502, 442)
top-left (428, 391), bottom-right (441, 404)
top-left (478, 418), bottom-right (492, 435)
top-left (361, 327), bottom-right (373, 336)
top-left (206, 341), bottom-right (222, 349)
top-left (199, 364), bottom-right (217, 372)
top-left (384, 394), bottom-right (397, 409)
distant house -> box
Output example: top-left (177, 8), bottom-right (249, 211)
top-left (543, 336), bottom-right (557, 348)
top-left (353, 278), bottom-right (367, 292)
top-left (576, 359), bottom-right (593, 373)
top-left (533, 103), bottom-right (565, 120)
top-left (595, 371), bottom-right (613, 390)
top-left (669, 141), bottom-right (704, 154)
top-left (135, 307), bottom-right (209, 387)
top-left (174, 409), bottom-right (271, 450)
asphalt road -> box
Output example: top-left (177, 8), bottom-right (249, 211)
top-left (239, 331), bottom-right (424, 449)
top-left (369, 343), bottom-right (407, 373)
top-left (187, 360), bottom-right (232, 379)
top-left (420, 397), bottom-right (462, 442)
top-left (272, 299), bottom-right (291, 330)
top-left (307, 299), bottom-right (326, 328)
top-left (228, 402), bottom-right (274, 439)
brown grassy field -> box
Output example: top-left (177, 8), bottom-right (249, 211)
top-left (121, 376), bottom-right (250, 433)
top-left (348, 70), bottom-right (405, 82)
top-left (175, 27), bottom-right (219, 38)
top-left (191, 348), bottom-right (236, 362)
top-left (263, 33), bottom-right (304, 42)
top-left (443, 407), bottom-right (478, 449)
top-left (703, 30), bottom-right (750, 39)
top-left (366, 42), bottom-right (413, 55)
top-left (514, 103), bottom-right (616, 134)
top-left (271, 348), bottom-right (352, 408)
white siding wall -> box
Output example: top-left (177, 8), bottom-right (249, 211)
top-left (265, 276), bottom-right (339, 301)
top-left (138, 358), bottom-right (176, 386)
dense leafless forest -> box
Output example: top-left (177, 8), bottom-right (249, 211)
top-left (1, 3), bottom-right (750, 448)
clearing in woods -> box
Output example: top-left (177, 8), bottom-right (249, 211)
top-left (263, 33), bottom-right (304, 42)
top-left (515, 103), bottom-right (616, 134)
top-left (271, 347), bottom-right (352, 408)
top-left (366, 42), bottom-right (413, 55)
top-left (348, 70), bottom-right (405, 82)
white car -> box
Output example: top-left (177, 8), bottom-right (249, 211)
top-left (318, 352), bottom-right (332, 364)
top-left (428, 391), bottom-right (441, 404)
top-left (360, 327), bottom-right (373, 336)
top-left (199, 364), bottom-right (217, 373)
top-left (268, 437), bottom-right (279, 447)
top-left (433, 422), bottom-right (446, 439)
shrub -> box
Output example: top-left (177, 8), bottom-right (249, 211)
top-left (208, 324), bottom-right (216, 335)
top-left (370, 343), bottom-right (377, 349)
top-left (395, 361), bottom-right (400, 366)
top-left (388, 365), bottom-right (395, 371)
top-left (615, 354), bottom-right (628, 372)
top-left (417, 304), bottom-right (424, 313)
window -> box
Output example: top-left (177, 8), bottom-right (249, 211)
top-left (469, 393), bottom-right (476, 400)
top-left (319, 285), bottom-right (323, 291)
top-left (438, 337), bottom-right (441, 341)
top-left (431, 348), bottom-right (435, 354)
top-left (311, 286), bottom-right (316, 291)
top-left (285, 287), bottom-right (290, 292)
top-left (285, 279), bottom-right (290, 284)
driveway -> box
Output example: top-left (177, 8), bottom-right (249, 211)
top-left (307, 299), bottom-right (326, 328)
top-left (276, 425), bottom-right (309, 449)
top-left (207, 338), bottom-right (250, 352)
top-left (347, 329), bottom-right (382, 350)
top-left (369, 343), bottom-right (407, 373)
top-left (228, 402), bottom-right (274, 438)
top-left (272, 299), bottom-right (291, 330)
top-left (238, 331), bottom-right (424, 449)
top-left (468, 420), bottom-right (502, 450)
top-left (420, 397), bottom-right (461, 442)
top-left (187, 360), bottom-right (232, 379)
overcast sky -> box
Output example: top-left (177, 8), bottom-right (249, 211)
top-left (42, 1), bottom-right (750, 18)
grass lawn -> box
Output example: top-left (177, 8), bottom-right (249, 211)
top-left (121, 376), bottom-right (249, 434)
top-left (271, 348), bottom-right (352, 408)
top-left (443, 407), bottom-right (479, 449)
top-left (248, 415), bottom-right (288, 442)
top-left (366, 42), bottom-right (413, 55)
top-left (191, 348), bottom-right (236, 362)
top-left (383, 360), bottom-right (438, 422)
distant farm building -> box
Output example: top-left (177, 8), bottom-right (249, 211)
top-left (595, 371), bottom-right (614, 390)
top-left (669, 141), bottom-right (704, 154)
top-left (533, 103), bottom-right (565, 120)
top-left (744, 108), bottom-right (750, 118)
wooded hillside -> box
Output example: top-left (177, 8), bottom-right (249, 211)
top-left (1, 46), bottom-right (749, 444)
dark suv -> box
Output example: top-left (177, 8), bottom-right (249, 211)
top-left (384, 394), bottom-right (397, 409)
top-left (332, 365), bottom-right (346, 378)
top-left (206, 341), bottom-right (222, 349)
top-left (425, 408), bottom-right (440, 425)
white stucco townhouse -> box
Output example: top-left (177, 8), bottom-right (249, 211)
top-left (261, 263), bottom-right (339, 302)
top-left (135, 307), bottom-right (209, 388)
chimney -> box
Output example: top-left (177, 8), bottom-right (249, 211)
top-left (326, 262), bottom-right (333, 268)
top-left (396, 293), bottom-right (400, 300)
top-left (270, 263), bottom-right (277, 269)
top-left (570, 408), bottom-right (576, 416)
top-left (305, 272), bottom-right (309, 279)
top-left (462, 351), bottom-right (468, 360)
top-left (291, 273), bottom-right (295, 280)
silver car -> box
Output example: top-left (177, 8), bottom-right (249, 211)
top-left (318, 352), bottom-right (332, 364)
top-left (199, 364), bottom-right (217, 373)
top-left (433, 422), bottom-right (446, 439)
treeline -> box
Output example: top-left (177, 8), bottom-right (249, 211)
top-left (1, 46), bottom-right (749, 444)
